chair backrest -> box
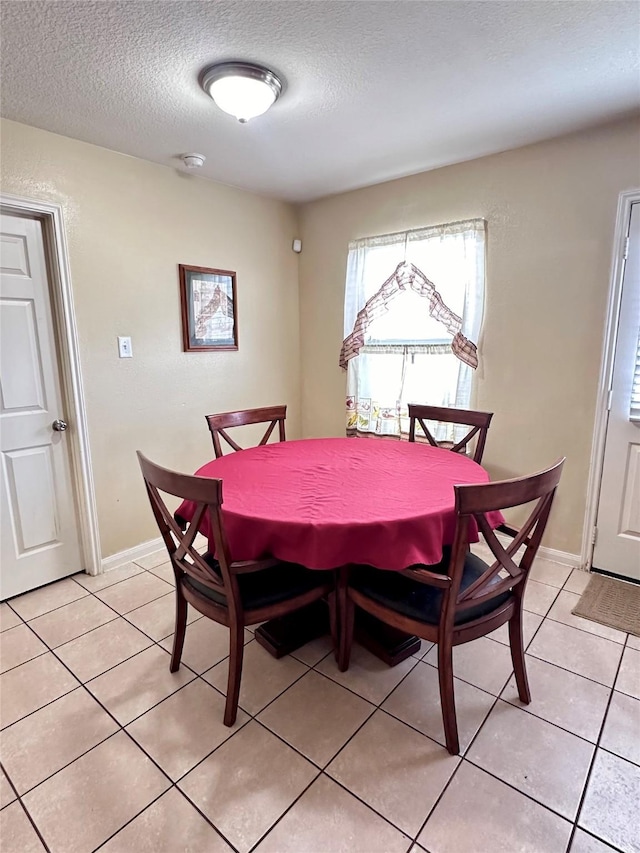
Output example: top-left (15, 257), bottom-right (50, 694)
top-left (408, 404), bottom-right (493, 464)
top-left (205, 405), bottom-right (287, 458)
top-left (137, 451), bottom-right (237, 604)
top-left (442, 458), bottom-right (565, 620)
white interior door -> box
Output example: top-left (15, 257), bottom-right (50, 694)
top-left (592, 202), bottom-right (640, 581)
top-left (0, 213), bottom-right (83, 599)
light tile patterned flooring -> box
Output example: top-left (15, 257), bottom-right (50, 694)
top-left (1, 555), bottom-right (639, 853)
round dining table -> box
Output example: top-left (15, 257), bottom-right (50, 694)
top-left (176, 437), bottom-right (502, 664)
top-left (177, 436), bottom-right (501, 571)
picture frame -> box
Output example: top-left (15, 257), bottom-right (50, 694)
top-left (178, 264), bottom-right (238, 352)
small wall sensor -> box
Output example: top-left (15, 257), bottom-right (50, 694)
top-left (182, 153), bottom-right (206, 169)
top-left (292, 239), bottom-right (302, 253)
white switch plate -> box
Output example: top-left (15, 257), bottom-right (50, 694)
top-left (117, 336), bottom-right (133, 358)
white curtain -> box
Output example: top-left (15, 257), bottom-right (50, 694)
top-left (344, 219), bottom-right (486, 439)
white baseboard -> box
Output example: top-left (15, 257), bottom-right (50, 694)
top-left (490, 532), bottom-right (582, 570)
top-left (101, 537), bottom-right (164, 572)
top-left (537, 544), bottom-right (582, 569)
top-left (99, 535), bottom-right (582, 575)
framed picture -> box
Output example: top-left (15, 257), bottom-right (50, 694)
top-left (178, 264), bottom-right (238, 352)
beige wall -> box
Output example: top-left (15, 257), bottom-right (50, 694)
top-left (2, 117), bottom-right (638, 560)
top-left (0, 119), bottom-right (301, 558)
top-left (297, 118), bottom-right (640, 555)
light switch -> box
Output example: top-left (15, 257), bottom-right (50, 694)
top-left (117, 336), bottom-right (133, 358)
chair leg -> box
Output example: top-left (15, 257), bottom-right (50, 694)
top-left (169, 587), bottom-right (188, 673)
top-left (509, 599), bottom-right (531, 704)
top-left (437, 640), bottom-right (460, 755)
top-left (337, 569), bottom-right (354, 672)
top-left (328, 591), bottom-right (338, 659)
top-left (224, 622), bottom-right (245, 727)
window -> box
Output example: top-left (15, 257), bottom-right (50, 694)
top-left (341, 219), bottom-right (486, 438)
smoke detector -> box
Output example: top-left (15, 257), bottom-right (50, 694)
top-left (182, 153), bottom-right (206, 169)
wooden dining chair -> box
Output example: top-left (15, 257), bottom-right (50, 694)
top-left (137, 451), bottom-right (335, 727)
top-left (337, 458), bottom-right (565, 755)
top-left (408, 404), bottom-right (493, 464)
top-left (205, 405), bottom-right (287, 458)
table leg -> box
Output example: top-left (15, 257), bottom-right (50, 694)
top-left (353, 610), bottom-right (422, 666)
top-left (254, 600), bottom-right (328, 659)
top-left (254, 601), bottom-right (421, 665)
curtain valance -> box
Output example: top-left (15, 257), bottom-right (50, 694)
top-left (339, 261), bottom-right (478, 370)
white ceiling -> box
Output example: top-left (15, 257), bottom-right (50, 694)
top-left (1, 1), bottom-right (638, 202)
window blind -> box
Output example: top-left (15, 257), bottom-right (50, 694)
top-left (631, 331), bottom-right (640, 422)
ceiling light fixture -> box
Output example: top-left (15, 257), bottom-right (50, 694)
top-left (200, 61), bottom-right (283, 123)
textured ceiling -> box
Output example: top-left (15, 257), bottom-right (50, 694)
top-left (1, 1), bottom-right (639, 201)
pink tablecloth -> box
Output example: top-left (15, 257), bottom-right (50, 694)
top-left (176, 437), bottom-right (503, 571)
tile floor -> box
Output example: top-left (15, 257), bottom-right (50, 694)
top-left (1, 555), bottom-right (639, 853)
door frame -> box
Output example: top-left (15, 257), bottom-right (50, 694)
top-left (1, 192), bottom-right (101, 575)
top-left (582, 188), bottom-right (640, 571)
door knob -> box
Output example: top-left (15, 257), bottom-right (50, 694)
top-left (52, 419), bottom-right (68, 432)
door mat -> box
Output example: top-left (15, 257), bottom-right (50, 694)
top-left (572, 574), bottom-right (640, 637)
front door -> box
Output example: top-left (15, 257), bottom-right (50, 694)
top-left (592, 201), bottom-right (640, 581)
top-left (0, 213), bottom-right (83, 599)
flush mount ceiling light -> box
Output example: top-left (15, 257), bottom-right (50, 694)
top-left (200, 61), bottom-right (283, 123)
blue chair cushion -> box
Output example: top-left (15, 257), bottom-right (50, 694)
top-left (184, 554), bottom-right (333, 611)
top-left (350, 550), bottom-right (511, 626)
